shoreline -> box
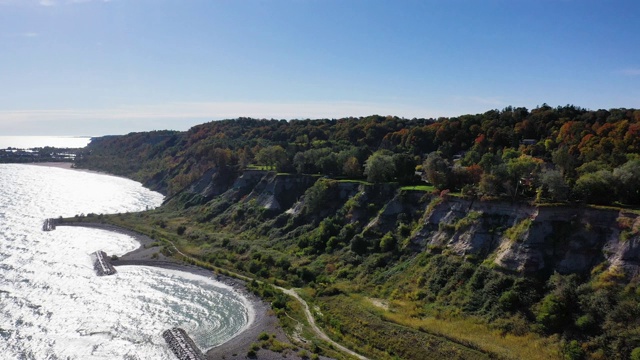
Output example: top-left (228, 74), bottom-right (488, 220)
top-left (26, 162), bottom-right (119, 177)
top-left (56, 222), bottom-right (298, 360)
top-left (36, 160), bottom-right (326, 359)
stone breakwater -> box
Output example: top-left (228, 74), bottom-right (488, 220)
top-left (42, 218), bottom-right (56, 231)
top-left (162, 327), bottom-right (205, 360)
top-left (93, 250), bottom-right (117, 276)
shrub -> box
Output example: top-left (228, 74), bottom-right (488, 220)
top-left (350, 234), bottom-right (367, 254)
top-left (379, 232), bottom-right (397, 252)
top-left (505, 218), bottom-right (532, 242)
top-left (563, 340), bottom-right (585, 360)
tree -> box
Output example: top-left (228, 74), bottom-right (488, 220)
top-left (293, 152), bottom-right (306, 174)
top-left (535, 274), bottom-right (578, 334)
top-left (364, 150), bottom-right (396, 183)
top-left (551, 146), bottom-right (576, 178)
top-left (613, 159), bottom-right (640, 205)
top-left (317, 153), bottom-right (338, 175)
top-left (303, 179), bottom-right (336, 215)
top-left (573, 170), bottom-right (616, 205)
top-left (479, 173), bottom-right (502, 197)
top-left (576, 160), bottom-right (611, 176)
top-left (256, 145), bottom-right (288, 171)
top-left (272, 146), bottom-right (289, 171)
top-left (350, 234), bottom-right (368, 254)
top-left (540, 169), bottom-right (569, 201)
top-left (392, 153), bottom-right (417, 184)
top-left (342, 156), bottom-right (361, 178)
top-left (379, 232), bottom-right (397, 252)
top-left (422, 152), bottom-right (451, 190)
top-left (479, 152), bottom-right (503, 172)
top-left (506, 155), bottom-right (542, 196)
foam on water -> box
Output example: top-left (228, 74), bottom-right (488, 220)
top-left (0, 164), bottom-right (251, 359)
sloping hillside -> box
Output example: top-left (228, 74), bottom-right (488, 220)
top-left (73, 106), bottom-right (640, 359)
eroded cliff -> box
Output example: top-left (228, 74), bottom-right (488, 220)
top-left (175, 169), bottom-right (640, 278)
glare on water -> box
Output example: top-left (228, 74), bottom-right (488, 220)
top-left (0, 164), bottom-right (251, 359)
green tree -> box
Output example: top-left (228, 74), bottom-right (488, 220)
top-left (350, 234), bottom-right (368, 254)
top-left (303, 178), bottom-right (336, 215)
top-left (535, 274), bottom-right (578, 334)
top-left (393, 153), bottom-right (417, 184)
top-left (563, 340), bottom-right (585, 360)
top-left (506, 155), bottom-right (542, 196)
top-left (317, 153), bottom-right (338, 175)
top-left (576, 160), bottom-right (611, 176)
top-left (540, 169), bottom-right (569, 201)
top-left (613, 159), bottom-right (640, 204)
top-left (379, 232), bottom-right (397, 252)
top-left (293, 152), bottom-right (306, 174)
top-left (479, 153), bottom-right (502, 172)
top-left (256, 145), bottom-right (288, 171)
top-left (423, 152), bottom-right (451, 190)
top-left (573, 170), bottom-right (616, 205)
top-left (342, 156), bottom-right (362, 178)
top-left (364, 150), bottom-right (396, 183)
top-left (479, 173), bottom-right (502, 197)
top-left (536, 294), bottom-right (569, 333)
top-left (551, 146), bottom-right (576, 178)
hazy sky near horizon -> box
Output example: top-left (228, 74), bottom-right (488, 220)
top-left (1, 0), bottom-right (639, 136)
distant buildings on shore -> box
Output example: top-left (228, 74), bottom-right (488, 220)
top-left (0, 147), bottom-right (79, 163)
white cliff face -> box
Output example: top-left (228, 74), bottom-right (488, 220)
top-left (605, 216), bottom-right (640, 276)
top-left (180, 167), bottom-right (640, 277)
top-left (410, 197), bottom-right (640, 276)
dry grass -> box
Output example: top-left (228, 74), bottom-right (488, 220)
top-left (382, 301), bottom-right (562, 360)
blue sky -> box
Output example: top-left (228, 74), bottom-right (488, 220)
top-left (1, 0), bottom-right (639, 136)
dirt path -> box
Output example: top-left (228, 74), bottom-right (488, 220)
top-left (277, 287), bottom-right (368, 360)
top-left (56, 221), bottom-right (368, 360)
top-left (164, 239), bottom-right (368, 360)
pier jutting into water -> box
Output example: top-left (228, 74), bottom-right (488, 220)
top-left (42, 218), bottom-right (56, 231)
top-left (162, 327), bottom-right (206, 360)
top-left (93, 251), bottom-right (117, 276)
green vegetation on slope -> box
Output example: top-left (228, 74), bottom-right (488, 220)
top-left (76, 106), bottom-right (640, 206)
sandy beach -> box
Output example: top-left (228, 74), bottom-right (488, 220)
top-left (29, 162), bottom-right (75, 170)
top-left (29, 162), bottom-right (115, 177)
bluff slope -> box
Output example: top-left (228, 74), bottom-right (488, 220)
top-left (175, 168), bottom-right (640, 279)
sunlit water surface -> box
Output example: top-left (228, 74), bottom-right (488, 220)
top-left (0, 164), bottom-right (251, 359)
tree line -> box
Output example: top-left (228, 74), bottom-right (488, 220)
top-left (76, 105), bottom-right (640, 205)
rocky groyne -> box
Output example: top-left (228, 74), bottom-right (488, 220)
top-left (93, 251), bottom-right (116, 276)
top-left (162, 327), bottom-right (205, 360)
top-left (42, 218), bottom-right (56, 231)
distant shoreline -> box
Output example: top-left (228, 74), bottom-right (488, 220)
top-left (29, 162), bottom-right (74, 170)
top-left (25, 162), bottom-right (137, 180)
top-left (0, 135), bottom-right (91, 149)
top-left (28, 162), bottom-right (102, 175)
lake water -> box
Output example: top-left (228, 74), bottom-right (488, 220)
top-left (0, 136), bottom-right (92, 149)
top-left (0, 164), bottom-right (252, 359)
